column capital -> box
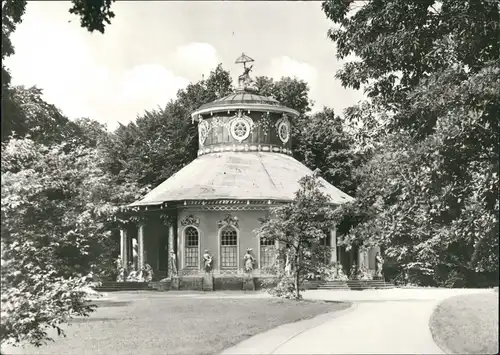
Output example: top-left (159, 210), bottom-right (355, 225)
top-left (161, 214), bottom-right (176, 227)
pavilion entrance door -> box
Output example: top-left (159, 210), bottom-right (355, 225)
top-left (338, 245), bottom-right (358, 275)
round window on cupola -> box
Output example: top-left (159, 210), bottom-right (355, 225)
top-left (199, 120), bottom-right (210, 146)
top-left (230, 111), bottom-right (254, 142)
top-left (277, 116), bottom-right (290, 144)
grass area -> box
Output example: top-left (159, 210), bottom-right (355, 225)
top-left (1, 291), bottom-right (350, 355)
top-left (429, 292), bottom-right (499, 354)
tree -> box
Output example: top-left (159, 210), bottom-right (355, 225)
top-left (1, 137), bottom-right (146, 347)
top-left (254, 76), bottom-right (312, 116)
top-left (323, 0), bottom-right (499, 286)
top-left (2, 0), bottom-right (27, 87)
top-left (103, 64), bottom-right (233, 189)
top-left (2, 0), bottom-right (116, 87)
top-left (1, 0), bottom-right (117, 143)
top-left (294, 107), bottom-right (361, 196)
top-left (255, 171), bottom-right (336, 299)
top-left (254, 75), bottom-right (317, 162)
top-left (68, 0), bottom-right (116, 34)
top-left (1, 244), bottom-right (97, 347)
top-left (1, 86), bottom-right (71, 143)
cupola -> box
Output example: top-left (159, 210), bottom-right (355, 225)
top-left (191, 53), bottom-right (299, 157)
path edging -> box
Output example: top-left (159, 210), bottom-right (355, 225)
top-left (220, 303), bottom-right (356, 355)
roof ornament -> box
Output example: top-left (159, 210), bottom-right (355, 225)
top-left (235, 53), bottom-right (257, 91)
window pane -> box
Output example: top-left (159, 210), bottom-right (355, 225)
top-left (185, 227), bottom-right (199, 247)
top-left (184, 227), bottom-right (199, 267)
top-left (260, 246), bottom-right (275, 269)
top-left (221, 227), bottom-right (237, 246)
top-left (221, 246), bottom-right (237, 268)
top-left (185, 247), bottom-right (199, 267)
top-left (260, 238), bottom-right (274, 246)
top-left (220, 226), bottom-right (237, 268)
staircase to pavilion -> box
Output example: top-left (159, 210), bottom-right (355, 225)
top-left (94, 278), bottom-right (395, 292)
top-left (94, 281), bottom-right (154, 292)
top-left (304, 279), bottom-right (395, 290)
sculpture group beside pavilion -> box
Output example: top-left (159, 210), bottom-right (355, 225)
top-left (115, 54), bottom-right (381, 289)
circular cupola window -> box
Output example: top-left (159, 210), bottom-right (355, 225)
top-left (199, 120), bottom-right (210, 146)
top-left (230, 118), bottom-right (251, 142)
top-left (278, 120), bottom-right (290, 143)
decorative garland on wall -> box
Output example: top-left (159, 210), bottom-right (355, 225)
top-left (180, 214), bottom-right (200, 227)
top-left (184, 205), bottom-right (270, 212)
top-left (258, 112), bottom-right (272, 135)
top-left (197, 111), bottom-right (291, 147)
top-left (197, 144), bottom-right (293, 156)
top-left (217, 213), bottom-right (239, 229)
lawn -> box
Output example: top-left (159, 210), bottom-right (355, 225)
top-left (1, 291), bottom-right (350, 355)
top-left (429, 292), bottom-right (499, 354)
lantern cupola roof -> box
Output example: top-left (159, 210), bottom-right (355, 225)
top-left (191, 53), bottom-right (299, 121)
top-left (128, 53), bottom-right (354, 208)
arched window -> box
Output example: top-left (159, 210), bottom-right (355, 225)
top-left (220, 226), bottom-right (238, 269)
top-left (260, 237), bottom-right (275, 270)
top-left (184, 226), bottom-right (199, 268)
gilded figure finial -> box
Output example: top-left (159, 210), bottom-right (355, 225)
top-left (235, 53), bottom-right (256, 89)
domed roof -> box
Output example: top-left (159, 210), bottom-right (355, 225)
top-left (191, 89), bottom-right (299, 120)
top-left (201, 91), bottom-right (280, 108)
top-left (130, 152), bottom-right (354, 206)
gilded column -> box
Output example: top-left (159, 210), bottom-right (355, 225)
top-left (138, 224), bottom-right (145, 269)
top-left (168, 225), bottom-right (175, 276)
top-left (358, 248), bottom-right (369, 268)
top-left (168, 225), bottom-right (174, 254)
top-left (275, 240), bottom-right (280, 276)
top-left (330, 227), bottom-right (337, 264)
top-left (120, 228), bottom-right (129, 268)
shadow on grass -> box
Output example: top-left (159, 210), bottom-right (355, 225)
top-left (89, 300), bottom-right (132, 308)
top-left (70, 317), bottom-right (117, 323)
top-left (4, 296), bottom-right (350, 355)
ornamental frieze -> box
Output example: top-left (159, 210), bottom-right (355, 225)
top-left (198, 119), bottom-right (210, 147)
top-left (197, 144), bottom-right (292, 156)
top-left (257, 112), bottom-right (272, 135)
top-left (180, 214), bottom-right (200, 227)
top-left (217, 213), bottom-right (239, 229)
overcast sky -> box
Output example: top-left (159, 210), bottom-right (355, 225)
top-left (5, 1), bottom-right (365, 130)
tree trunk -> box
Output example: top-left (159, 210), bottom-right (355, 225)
top-left (295, 244), bottom-right (301, 299)
top-left (295, 267), bottom-right (300, 299)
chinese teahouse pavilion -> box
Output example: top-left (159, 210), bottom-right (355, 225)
top-left (116, 54), bottom-right (380, 289)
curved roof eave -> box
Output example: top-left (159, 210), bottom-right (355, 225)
top-left (125, 197), bottom-right (347, 209)
top-left (191, 104), bottom-right (300, 121)
top-left (126, 152), bottom-right (355, 208)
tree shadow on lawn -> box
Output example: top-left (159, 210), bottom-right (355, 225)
top-left (3, 296), bottom-right (350, 355)
top-left (90, 300), bottom-right (133, 308)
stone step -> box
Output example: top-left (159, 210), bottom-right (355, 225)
top-left (316, 287), bottom-right (350, 290)
top-left (310, 280), bottom-right (396, 290)
top-left (316, 285), bottom-right (349, 290)
top-left (100, 282), bottom-right (150, 286)
top-left (95, 287), bottom-right (154, 292)
top-left (346, 280), bottom-right (395, 290)
top-left (93, 281), bottom-right (153, 292)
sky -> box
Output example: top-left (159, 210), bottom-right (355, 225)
top-left (5, 1), bottom-right (365, 131)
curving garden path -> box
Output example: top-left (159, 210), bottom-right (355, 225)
top-left (222, 288), bottom-right (492, 355)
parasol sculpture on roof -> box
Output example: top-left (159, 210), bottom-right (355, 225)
top-left (115, 52), bottom-right (357, 285)
top-left (235, 53), bottom-right (256, 89)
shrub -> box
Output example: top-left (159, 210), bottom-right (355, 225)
top-left (266, 275), bottom-right (304, 300)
